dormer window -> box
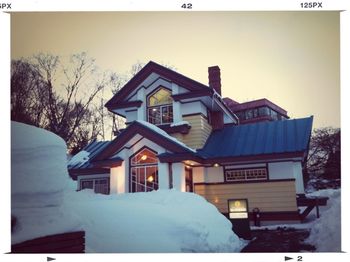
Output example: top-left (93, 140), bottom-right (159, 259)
top-left (147, 87), bottom-right (173, 125)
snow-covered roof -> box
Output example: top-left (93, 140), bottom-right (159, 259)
top-left (68, 140), bottom-right (111, 169)
top-left (136, 120), bottom-right (196, 153)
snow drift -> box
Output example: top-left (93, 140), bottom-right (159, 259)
top-left (63, 188), bottom-right (246, 252)
top-left (11, 121), bottom-right (68, 196)
top-left (11, 122), bottom-right (80, 244)
top-left (306, 189), bottom-right (341, 252)
top-left (11, 121), bottom-right (245, 252)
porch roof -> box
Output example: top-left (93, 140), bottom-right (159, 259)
top-left (68, 140), bottom-right (112, 170)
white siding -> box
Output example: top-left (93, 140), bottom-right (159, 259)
top-left (181, 101), bottom-right (208, 117)
top-left (172, 83), bottom-right (182, 123)
top-left (136, 87), bottom-right (146, 121)
top-left (292, 162), bottom-right (305, 194)
top-left (110, 163), bottom-right (126, 194)
top-left (172, 163), bottom-right (186, 192)
top-left (225, 163), bottom-right (267, 169)
top-left (125, 110), bottom-right (137, 123)
top-left (158, 162), bottom-right (169, 190)
top-left (144, 78), bottom-right (172, 96)
top-left (205, 167), bottom-right (224, 183)
top-left (268, 162), bottom-right (294, 180)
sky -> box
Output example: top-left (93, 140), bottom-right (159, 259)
top-left (11, 11), bottom-right (340, 129)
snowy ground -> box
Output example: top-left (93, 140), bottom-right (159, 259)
top-left (11, 122), bottom-right (81, 244)
top-left (11, 121), bottom-right (245, 252)
top-left (63, 183), bottom-right (247, 253)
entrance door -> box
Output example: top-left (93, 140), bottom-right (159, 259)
top-left (185, 167), bottom-right (193, 192)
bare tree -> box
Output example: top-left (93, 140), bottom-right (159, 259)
top-left (304, 127), bottom-right (340, 188)
top-left (11, 52), bottom-right (111, 152)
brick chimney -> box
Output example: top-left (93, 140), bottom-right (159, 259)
top-left (208, 66), bottom-right (221, 95)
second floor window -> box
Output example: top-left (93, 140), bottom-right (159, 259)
top-left (147, 87), bottom-right (173, 125)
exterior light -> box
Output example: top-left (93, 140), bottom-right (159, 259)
top-left (147, 176), bottom-right (154, 182)
top-left (228, 199), bottom-right (248, 219)
top-left (141, 155), bottom-right (148, 161)
top-left (213, 163), bottom-right (220, 167)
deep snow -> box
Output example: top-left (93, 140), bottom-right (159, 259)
top-left (11, 121), bottom-right (68, 195)
top-left (305, 189), bottom-right (341, 252)
top-left (63, 186), bottom-right (247, 253)
top-left (11, 121), bottom-right (244, 252)
top-left (11, 122), bottom-right (81, 244)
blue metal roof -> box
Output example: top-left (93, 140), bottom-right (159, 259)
top-left (197, 117), bottom-right (313, 158)
top-left (68, 140), bottom-right (111, 169)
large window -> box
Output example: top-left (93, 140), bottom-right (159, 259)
top-left (147, 87), bottom-right (173, 125)
top-left (130, 148), bottom-right (159, 192)
top-left (225, 168), bottom-right (268, 182)
top-left (80, 178), bottom-right (110, 194)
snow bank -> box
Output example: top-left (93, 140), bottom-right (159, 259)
top-left (11, 121), bottom-right (68, 195)
top-left (11, 122), bottom-right (81, 244)
top-left (306, 189), bottom-right (341, 252)
top-left (63, 189), bottom-right (246, 252)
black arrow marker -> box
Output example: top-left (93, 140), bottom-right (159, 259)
top-left (285, 256), bottom-right (293, 261)
top-left (47, 257), bottom-right (56, 262)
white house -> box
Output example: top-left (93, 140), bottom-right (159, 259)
top-left (68, 61), bottom-right (313, 225)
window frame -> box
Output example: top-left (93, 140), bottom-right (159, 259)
top-left (80, 177), bottom-right (110, 194)
top-left (146, 87), bottom-right (173, 125)
top-left (224, 167), bottom-right (268, 182)
top-left (129, 146), bottom-right (159, 193)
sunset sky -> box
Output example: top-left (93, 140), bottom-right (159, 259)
top-left (11, 11), bottom-right (340, 128)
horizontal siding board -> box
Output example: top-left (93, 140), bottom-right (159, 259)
top-left (194, 180), bottom-right (297, 213)
top-left (194, 183), bottom-right (295, 190)
top-left (195, 188), bottom-right (296, 195)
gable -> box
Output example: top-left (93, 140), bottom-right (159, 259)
top-left (91, 121), bottom-right (195, 162)
top-left (105, 61), bottom-right (213, 111)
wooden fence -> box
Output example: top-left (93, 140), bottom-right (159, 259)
top-left (12, 231), bottom-right (85, 253)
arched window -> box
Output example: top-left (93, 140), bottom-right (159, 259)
top-left (147, 87), bottom-right (173, 125)
top-left (130, 148), bottom-right (158, 192)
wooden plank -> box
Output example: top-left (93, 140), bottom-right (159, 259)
top-left (12, 231), bottom-right (85, 253)
top-left (12, 231), bottom-right (84, 248)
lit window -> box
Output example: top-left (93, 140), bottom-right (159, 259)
top-left (225, 168), bottom-right (267, 182)
top-left (130, 148), bottom-right (159, 193)
top-left (147, 87), bottom-right (173, 125)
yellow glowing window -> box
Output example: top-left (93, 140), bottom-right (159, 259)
top-left (148, 87), bottom-right (173, 106)
top-left (147, 87), bottom-right (173, 125)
